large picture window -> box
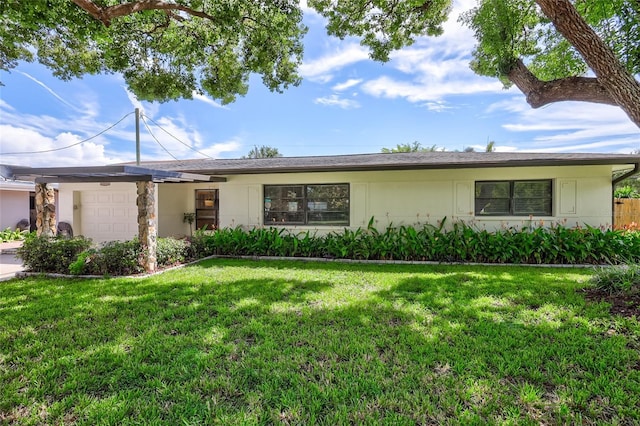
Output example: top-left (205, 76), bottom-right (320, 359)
top-left (475, 180), bottom-right (552, 216)
top-left (264, 184), bottom-right (349, 226)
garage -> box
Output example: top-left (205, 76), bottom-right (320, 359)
top-left (78, 189), bottom-right (138, 244)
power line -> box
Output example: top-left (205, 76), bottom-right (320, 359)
top-left (140, 114), bottom-right (178, 161)
top-left (0, 111), bottom-right (135, 155)
top-left (141, 113), bottom-right (212, 159)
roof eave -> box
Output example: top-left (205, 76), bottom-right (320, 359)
top-left (1, 165), bottom-right (222, 183)
top-left (178, 158), bottom-right (640, 176)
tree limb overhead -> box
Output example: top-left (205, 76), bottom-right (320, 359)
top-left (507, 59), bottom-right (616, 108)
top-left (71, 0), bottom-right (217, 27)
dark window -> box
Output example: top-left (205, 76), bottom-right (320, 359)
top-left (264, 184), bottom-right (350, 226)
top-left (475, 180), bottom-right (552, 216)
top-left (195, 189), bottom-right (219, 230)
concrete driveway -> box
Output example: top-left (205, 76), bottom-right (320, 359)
top-left (0, 241), bottom-right (24, 281)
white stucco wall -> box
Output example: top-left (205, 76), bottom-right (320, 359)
top-left (215, 165), bottom-right (615, 232)
top-left (157, 183), bottom-right (221, 237)
top-left (57, 164), bottom-right (616, 241)
top-left (0, 190), bottom-right (29, 230)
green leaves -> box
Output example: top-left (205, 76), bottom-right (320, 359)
top-left (460, 0), bottom-right (640, 81)
top-left (0, 227), bottom-right (28, 242)
top-left (1, 1), bottom-right (306, 103)
top-left (461, 0), bottom-right (542, 80)
top-left (17, 233), bottom-right (93, 274)
top-left (309, 0), bottom-right (451, 62)
top-left (194, 219), bottom-right (640, 265)
top-left (591, 264), bottom-right (640, 294)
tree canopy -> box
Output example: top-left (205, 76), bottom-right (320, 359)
top-left (381, 142), bottom-right (442, 153)
top-left (2, 1), bottom-right (640, 128)
top-left (244, 145), bottom-right (282, 158)
top-left (0, 0), bottom-right (305, 103)
top-left (381, 141), bottom-right (496, 153)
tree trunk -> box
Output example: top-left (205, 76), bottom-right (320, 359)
top-left (35, 183), bottom-right (57, 237)
top-left (535, 0), bottom-right (640, 128)
top-left (137, 181), bottom-right (157, 273)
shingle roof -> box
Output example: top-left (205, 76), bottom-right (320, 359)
top-left (131, 152), bottom-right (640, 176)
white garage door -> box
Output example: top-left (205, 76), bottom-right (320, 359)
top-left (80, 190), bottom-right (138, 243)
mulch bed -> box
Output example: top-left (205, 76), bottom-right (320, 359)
top-left (583, 289), bottom-right (640, 318)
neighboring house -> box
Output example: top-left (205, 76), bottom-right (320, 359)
top-left (3, 152), bottom-right (640, 243)
top-left (0, 180), bottom-right (60, 232)
top-left (0, 180), bottom-right (35, 231)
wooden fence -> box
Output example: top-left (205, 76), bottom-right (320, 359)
top-left (614, 198), bottom-right (640, 229)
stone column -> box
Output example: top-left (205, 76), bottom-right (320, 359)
top-left (137, 181), bottom-right (157, 273)
top-left (35, 183), bottom-right (57, 237)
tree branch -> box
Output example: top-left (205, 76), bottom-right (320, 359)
top-left (535, 0), bottom-right (640, 127)
top-left (71, 0), bottom-right (217, 27)
top-left (507, 59), bottom-right (616, 108)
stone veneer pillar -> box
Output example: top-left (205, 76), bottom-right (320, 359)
top-left (137, 181), bottom-right (157, 273)
top-left (35, 183), bottom-right (57, 237)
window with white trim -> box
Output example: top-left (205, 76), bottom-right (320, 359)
top-left (264, 184), bottom-right (350, 226)
top-left (475, 180), bottom-right (552, 216)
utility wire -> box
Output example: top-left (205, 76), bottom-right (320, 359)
top-left (141, 113), bottom-right (212, 159)
top-left (0, 111), bottom-right (135, 155)
top-left (140, 114), bottom-right (179, 161)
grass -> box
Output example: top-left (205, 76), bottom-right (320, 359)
top-left (1, 259), bottom-right (639, 424)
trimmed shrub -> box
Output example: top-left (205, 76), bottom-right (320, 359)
top-left (157, 237), bottom-right (189, 267)
top-left (18, 234), bottom-right (92, 273)
top-left (189, 230), bottom-right (217, 259)
top-left (68, 249), bottom-right (98, 275)
top-left (69, 240), bottom-right (142, 276)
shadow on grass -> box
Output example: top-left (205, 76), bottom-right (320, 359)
top-left (1, 259), bottom-right (638, 425)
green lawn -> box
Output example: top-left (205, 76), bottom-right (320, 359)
top-left (1, 259), bottom-right (639, 424)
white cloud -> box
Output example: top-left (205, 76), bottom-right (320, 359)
top-left (298, 0), bottom-right (503, 109)
top-left (493, 145), bottom-right (519, 152)
top-left (192, 91), bottom-right (227, 109)
top-left (496, 98), bottom-right (637, 138)
top-left (0, 86), bottom-right (230, 167)
top-left (332, 79), bottom-right (362, 91)
top-left (124, 88), bottom-right (161, 119)
top-left (423, 101), bottom-right (453, 112)
top-left (314, 95), bottom-right (361, 109)
top-left (140, 114), bottom-right (205, 158)
top-left (125, 88), bottom-right (144, 113)
top-left (199, 139), bottom-right (243, 158)
top-left (300, 0), bottom-right (504, 103)
top-left (0, 124), bottom-right (124, 167)
top-left (515, 139), bottom-right (639, 153)
top-left (486, 97), bottom-right (640, 153)
top-left (0, 99), bottom-right (14, 111)
top-left (361, 75), bottom-right (502, 102)
top-left (300, 43), bottom-right (370, 82)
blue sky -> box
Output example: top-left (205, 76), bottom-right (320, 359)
top-left (1, 0), bottom-right (638, 168)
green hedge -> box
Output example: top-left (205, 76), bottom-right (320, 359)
top-left (16, 219), bottom-right (640, 277)
top-left (18, 234), bottom-right (92, 274)
top-left (18, 236), bottom-right (190, 276)
top-left (191, 218), bottom-right (640, 265)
